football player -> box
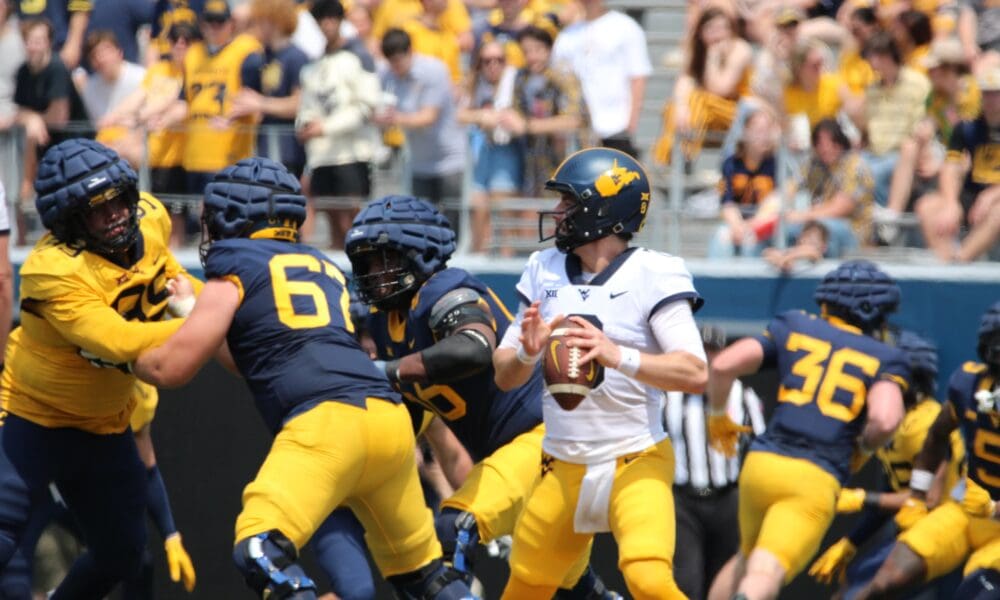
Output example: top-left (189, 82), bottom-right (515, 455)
top-left (811, 331), bottom-right (966, 598)
top-left (707, 260), bottom-right (909, 600)
top-left (339, 194), bottom-right (617, 599)
top-left (131, 157), bottom-right (473, 600)
top-left (888, 301), bottom-right (1000, 599)
top-left (0, 138), bottom-right (201, 598)
top-left (493, 147), bottom-right (709, 599)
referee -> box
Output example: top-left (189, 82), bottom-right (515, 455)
top-left (664, 324), bottom-right (766, 600)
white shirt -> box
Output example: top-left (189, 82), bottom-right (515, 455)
top-left (551, 10), bottom-right (651, 139)
top-left (82, 62), bottom-right (146, 123)
top-left (500, 247), bottom-right (705, 463)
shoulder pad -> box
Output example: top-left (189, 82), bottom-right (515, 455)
top-left (429, 287), bottom-right (485, 331)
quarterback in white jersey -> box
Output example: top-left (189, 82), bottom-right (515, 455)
top-left (493, 148), bottom-right (708, 600)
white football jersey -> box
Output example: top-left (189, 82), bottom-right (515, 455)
top-left (503, 246), bottom-right (703, 462)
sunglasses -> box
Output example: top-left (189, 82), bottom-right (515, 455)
top-left (481, 56), bottom-right (505, 65)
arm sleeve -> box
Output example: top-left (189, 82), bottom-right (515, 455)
top-left (68, 0), bottom-right (92, 12)
top-left (754, 329), bottom-right (779, 370)
top-left (145, 465), bottom-right (178, 537)
top-left (13, 67), bottom-right (29, 108)
top-left (720, 158), bottom-right (737, 205)
top-left (241, 53), bottom-right (263, 91)
top-left (649, 300), bottom-right (707, 361)
top-left (946, 121), bottom-right (970, 163)
top-left (48, 66), bottom-right (72, 101)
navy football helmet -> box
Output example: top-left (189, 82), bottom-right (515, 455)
top-left (200, 157), bottom-right (306, 265)
top-left (977, 301), bottom-right (1000, 368)
top-left (814, 260), bottom-right (900, 334)
top-left (540, 147), bottom-right (651, 252)
top-left (35, 138), bottom-right (140, 254)
top-left (895, 330), bottom-right (938, 399)
top-left (345, 195), bottom-right (456, 310)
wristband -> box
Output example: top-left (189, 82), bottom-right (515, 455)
top-left (516, 346), bottom-right (542, 365)
top-left (616, 346), bottom-right (641, 377)
top-left (384, 359), bottom-right (401, 383)
top-left (862, 491), bottom-right (882, 508)
top-left (910, 469), bottom-right (934, 493)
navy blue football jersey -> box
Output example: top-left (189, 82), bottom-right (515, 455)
top-left (366, 268), bottom-right (543, 462)
top-left (948, 361), bottom-right (1000, 500)
top-left (205, 238), bottom-right (399, 434)
top-left (752, 310), bottom-right (911, 483)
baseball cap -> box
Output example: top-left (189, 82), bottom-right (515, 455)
top-left (202, 0), bottom-right (232, 22)
top-left (921, 38), bottom-right (966, 71)
top-left (980, 66), bottom-right (1000, 92)
top-left (775, 6), bottom-right (806, 27)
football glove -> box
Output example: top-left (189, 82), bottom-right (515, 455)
top-left (166, 277), bottom-right (197, 318)
top-left (961, 480), bottom-right (997, 519)
top-left (707, 412), bottom-right (751, 457)
top-left (165, 533), bottom-right (196, 592)
top-left (809, 537), bottom-right (856, 585)
top-left (836, 488), bottom-right (867, 513)
top-left (894, 497), bottom-right (928, 531)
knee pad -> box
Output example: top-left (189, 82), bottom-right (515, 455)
top-left (233, 530), bottom-right (317, 600)
top-left (386, 558), bottom-right (474, 600)
top-left (955, 568), bottom-right (1000, 600)
top-left (554, 565), bottom-right (622, 600)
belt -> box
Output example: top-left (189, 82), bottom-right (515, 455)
top-left (674, 483), bottom-right (736, 499)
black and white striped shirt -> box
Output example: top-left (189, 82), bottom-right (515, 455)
top-left (664, 381), bottom-right (766, 490)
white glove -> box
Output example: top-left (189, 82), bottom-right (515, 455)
top-left (166, 278), bottom-right (196, 318)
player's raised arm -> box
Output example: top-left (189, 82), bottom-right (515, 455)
top-left (861, 379), bottom-right (906, 451)
top-left (494, 301), bottom-right (562, 391)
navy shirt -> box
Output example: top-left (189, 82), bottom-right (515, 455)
top-left (751, 310), bottom-right (910, 483)
top-left (242, 44), bottom-right (309, 171)
top-left (17, 0), bottom-right (91, 50)
top-left (87, 0), bottom-right (153, 63)
top-left (366, 268), bottom-right (543, 461)
top-left (205, 238), bottom-right (399, 434)
top-left (948, 361), bottom-right (1000, 500)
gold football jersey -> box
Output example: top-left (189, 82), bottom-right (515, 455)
top-left (877, 398), bottom-right (966, 493)
top-left (1, 194), bottom-right (195, 433)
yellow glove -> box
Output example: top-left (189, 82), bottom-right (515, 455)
top-left (894, 497), bottom-right (928, 531)
top-left (707, 412), bottom-right (752, 457)
top-left (836, 488), bottom-right (867, 513)
top-left (808, 537), bottom-right (857, 585)
top-left (165, 533), bottom-right (196, 592)
top-left (961, 480), bottom-right (997, 519)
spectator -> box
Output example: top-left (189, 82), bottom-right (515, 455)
top-left (957, 0), bottom-right (1000, 72)
top-left (788, 118), bottom-right (876, 257)
top-left (85, 0), bottom-right (153, 64)
top-left (0, 0), bottom-right (24, 131)
top-left (346, 3), bottom-right (379, 64)
top-left (783, 38), bottom-right (852, 132)
top-left (173, 0), bottom-right (263, 195)
top-left (372, 0), bottom-right (472, 52)
top-left (16, 0), bottom-right (90, 69)
top-left (916, 67), bottom-right (1000, 262)
top-left (856, 32), bottom-right (931, 206)
top-left (401, 0), bottom-right (463, 84)
top-left (502, 24), bottom-right (584, 197)
top-left (13, 17), bottom-right (89, 240)
top-left (458, 39), bottom-right (521, 254)
top-left (653, 7), bottom-right (750, 164)
top-left (838, 6), bottom-right (879, 96)
top-left (748, 7), bottom-right (806, 112)
top-left (150, 0), bottom-right (201, 63)
top-left (892, 9), bottom-right (934, 73)
top-left (881, 37), bottom-right (977, 236)
top-left (665, 323), bottom-right (765, 600)
top-left (297, 0), bottom-right (380, 249)
top-left (80, 31), bottom-right (146, 143)
top-left (312, 0), bottom-right (375, 72)
top-left (99, 22), bottom-right (197, 247)
top-left (763, 220), bottom-right (830, 272)
top-left (234, 0), bottom-right (309, 180)
top-left (376, 29), bottom-right (465, 227)
top-left (708, 106), bottom-right (779, 259)
top-left (474, 0), bottom-right (534, 68)
top-left (554, 0), bottom-right (650, 157)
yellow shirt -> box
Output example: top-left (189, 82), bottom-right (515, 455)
top-left (783, 72), bottom-right (844, 128)
top-left (839, 49), bottom-right (875, 95)
top-left (1, 195), bottom-right (193, 434)
top-left (182, 34), bottom-right (263, 173)
top-left (877, 398), bottom-right (966, 493)
top-left (403, 20), bottom-right (463, 84)
top-left (144, 60), bottom-right (185, 169)
top-left (372, 0), bottom-right (471, 41)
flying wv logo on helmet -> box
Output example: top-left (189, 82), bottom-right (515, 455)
top-left (540, 147), bottom-right (651, 253)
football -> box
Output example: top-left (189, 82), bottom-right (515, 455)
top-left (543, 328), bottom-right (603, 410)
